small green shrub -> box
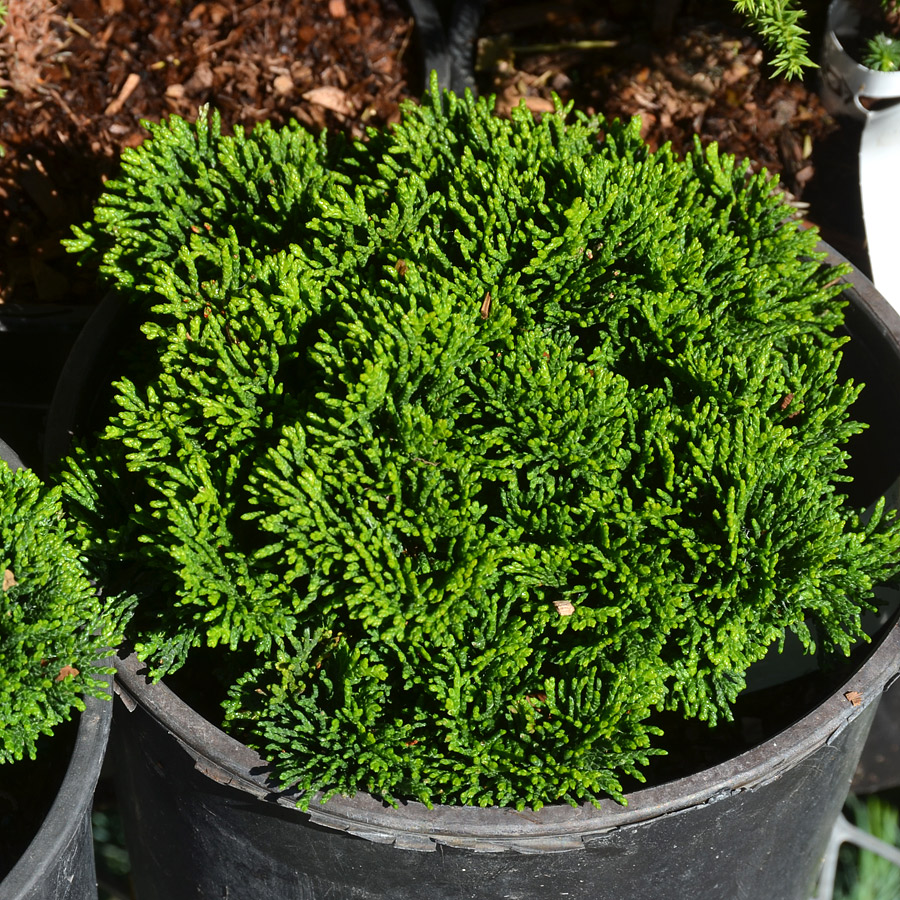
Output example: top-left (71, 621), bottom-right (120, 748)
top-left (0, 459), bottom-right (113, 764)
top-left (864, 32), bottom-right (900, 71)
top-left (62, 81), bottom-right (900, 810)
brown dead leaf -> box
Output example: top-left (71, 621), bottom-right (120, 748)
top-left (303, 86), bottom-right (354, 116)
top-left (55, 665), bottom-right (80, 682)
top-left (480, 291), bottom-right (492, 319)
top-left (185, 63), bottom-right (215, 92)
top-left (844, 690), bottom-right (863, 707)
top-left (2, 569), bottom-right (17, 592)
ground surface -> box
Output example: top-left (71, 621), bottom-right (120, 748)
top-left (0, 0), bottom-right (867, 309)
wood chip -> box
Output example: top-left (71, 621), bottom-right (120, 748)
top-left (553, 600), bottom-right (575, 616)
top-left (104, 72), bottom-right (142, 116)
top-left (844, 690), bottom-right (863, 707)
top-left (328, 0), bottom-right (347, 16)
top-left (185, 63), bottom-right (215, 92)
top-left (524, 96), bottom-right (556, 114)
top-left (2, 569), bottom-right (17, 592)
top-left (480, 291), bottom-right (492, 319)
top-left (207, 2), bottom-right (230, 25)
top-left (302, 85), bottom-right (354, 116)
top-left (273, 74), bottom-right (293, 95)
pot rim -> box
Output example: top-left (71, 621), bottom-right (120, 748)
top-left (114, 622), bottom-right (900, 852)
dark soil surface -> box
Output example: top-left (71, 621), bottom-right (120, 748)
top-left (0, 0), bottom-right (868, 311)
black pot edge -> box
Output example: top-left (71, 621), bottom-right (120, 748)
top-left (43, 291), bottom-right (124, 473)
top-left (0, 673), bottom-right (113, 898)
top-left (826, 245), bottom-right (900, 358)
top-left (3, 407), bottom-right (113, 897)
top-left (113, 620), bottom-right (900, 851)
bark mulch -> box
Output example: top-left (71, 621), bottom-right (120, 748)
top-left (0, 0), bottom-right (864, 308)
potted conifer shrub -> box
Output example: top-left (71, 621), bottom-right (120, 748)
top-left (58, 81), bottom-right (900, 899)
top-left (0, 438), bottom-right (114, 900)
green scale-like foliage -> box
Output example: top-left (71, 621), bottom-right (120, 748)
top-left (0, 462), bottom-right (113, 764)
top-left (62, 80), bottom-right (900, 809)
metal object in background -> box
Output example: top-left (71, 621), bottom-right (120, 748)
top-left (852, 675), bottom-right (900, 793)
top-left (813, 810), bottom-right (900, 900)
top-left (405, 0), bottom-right (485, 93)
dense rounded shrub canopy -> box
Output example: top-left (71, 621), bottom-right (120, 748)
top-left (63, 81), bottom-right (900, 808)
top-left (0, 461), bottom-right (112, 764)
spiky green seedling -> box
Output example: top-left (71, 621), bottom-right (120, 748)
top-left (864, 32), bottom-right (900, 71)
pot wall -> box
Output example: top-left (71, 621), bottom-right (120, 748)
top-left (111, 674), bottom-right (884, 900)
top-left (0, 690), bottom-right (112, 900)
top-left (111, 623), bottom-right (896, 900)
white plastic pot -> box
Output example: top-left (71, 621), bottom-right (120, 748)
top-left (820, 0), bottom-right (900, 310)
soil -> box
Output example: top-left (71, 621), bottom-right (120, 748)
top-left (0, 0), bottom-right (870, 312)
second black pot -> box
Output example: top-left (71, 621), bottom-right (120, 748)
top-left (0, 439), bottom-right (113, 900)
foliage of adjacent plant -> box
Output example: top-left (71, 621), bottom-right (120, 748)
top-left (836, 796), bottom-right (900, 900)
top-left (860, 0), bottom-right (900, 71)
top-left (731, 0), bottom-right (816, 77)
top-left (62, 81), bottom-right (900, 810)
top-left (0, 459), bottom-right (112, 765)
top-left (864, 31), bottom-right (900, 71)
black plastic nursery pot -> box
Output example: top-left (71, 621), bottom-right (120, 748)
top-left (112, 629), bottom-right (896, 900)
top-left (0, 439), bottom-right (113, 900)
top-left (99, 250), bottom-right (900, 900)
